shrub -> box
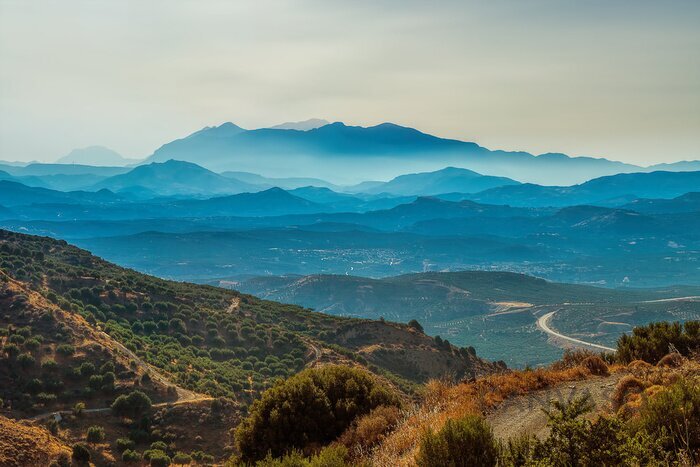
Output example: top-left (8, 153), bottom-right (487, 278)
top-left (145, 449), bottom-right (171, 467)
top-left (635, 377), bottom-right (700, 457)
top-left (56, 344), bottom-right (75, 356)
top-left (617, 321), bottom-right (700, 364)
top-left (73, 402), bottom-right (85, 416)
top-left (79, 362), bottom-right (96, 377)
top-left (150, 441), bottom-right (168, 451)
top-left (656, 352), bottom-right (683, 368)
top-left (613, 375), bottom-right (646, 410)
top-left (172, 452), bottom-right (192, 464)
top-left (71, 443), bottom-right (91, 465)
top-left (235, 365), bottom-right (402, 461)
top-left (416, 414), bottom-right (498, 467)
top-left (41, 359), bottom-right (58, 371)
top-left (111, 390), bottom-right (152, 417)
top-left (581, 355), bottom-right (609, 376)
top-left (339, 405), bottom-right (402, 451)
top-left (86, 425), bottom-right (105, 443)
top-left (122, 449), bottom-right (142, 463)
top-left (116, 437), bottom-right (135, 452)
top-left (17, 352), bottom-right (35, 368)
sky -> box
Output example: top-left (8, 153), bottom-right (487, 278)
top-left (0, 0), bottom-right (698, 165)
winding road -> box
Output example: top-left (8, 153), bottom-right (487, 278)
top-left (537, 310), bottom-right (616, 352)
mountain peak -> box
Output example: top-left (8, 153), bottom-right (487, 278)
top-left (267, 118), bottom-right (330, 131)
top-left (56, 145), bottom-right (133, 166)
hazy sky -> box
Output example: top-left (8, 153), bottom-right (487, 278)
top-left (1, 0), bottom-right (698, 164)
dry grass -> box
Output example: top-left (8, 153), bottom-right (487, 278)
top-left (657, 352), bottom-right (684, 368)
top-left (581, 355), bottom-right (610, 376)
top-left (0, 416), bottom-right (71, 467)
top-left (368, 364), bottom-right (602, 466)
top-left (612, 375), bottom-right (647, 410)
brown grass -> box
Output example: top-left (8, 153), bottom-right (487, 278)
top-left (0, 416), bottom-right (71, 467)
top-left (612, 375), bottom-right (647, 411)
top-left (657, 353), bottom-right (684, 368)
top-left (581, 355), bottom-right (609, 376)
top-left (368, 365), bottom-right (596, 466)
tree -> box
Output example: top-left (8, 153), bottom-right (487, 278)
top-left (416, 414), bottom-right (498, 467)
top-left (111, 390), bottom-right (152, 417)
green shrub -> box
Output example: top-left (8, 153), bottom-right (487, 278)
top-left (17, 352), bottom-right (35, 368)
top-left (56, 344), bottom-right (75, 356)
top-left (635, 377), bottom-right (700, 458)
top-left (617, 321), bottom-right (700, 364)
top-left (111, 390), bottom-right (152, 417)
top-left (122, 449), bottom-right (142, 463)
top-left (172, 452), bottom-right (192, 465)
top-left (116, 437), bottom-right (135, 452)
top-left (86, 425), bottom-right (105, 443)
top-left (416, 414), bottom-right (498, 467)
top-left (235, 365), bottom-right (401, 462)
top-left (73, 402), bottom-right (85, 416)
top-left (150, 441), bottom-right (168, 451)
top-left (71, 443), bottom-right (91, 465)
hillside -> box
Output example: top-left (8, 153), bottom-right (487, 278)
top-left (0, 230), bottom-right (494, 394)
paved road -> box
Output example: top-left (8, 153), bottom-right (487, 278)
top-left (537, 310), bottom-right (616, 352)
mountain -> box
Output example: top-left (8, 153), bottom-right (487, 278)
top-left (160, 187), bottom-right (327, 217)
top-left (622, 192), bottom-right (700, 214)
top-left (266, 118), bottom-right (330, 131)
top-left (0, 162), bottom-right (129, 177)
top-left (56, 145), bottom-right (139, 166)
top-left (467, 170), bottom-right (700, 207)
top-left (220, 171), bottom-right (340, 190)
top-left (142, 121), bottom-right (643, 185)
top-left (0, 180), bottom-right (121, 207)
top-left (350, 166), bottom-right (520, 196)
top-left (91, 160), bottom-right (260, 196)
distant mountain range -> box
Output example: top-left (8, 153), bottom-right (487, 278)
top-left (141, 121), bottom-right (698, 185)
top-left (462, 171), bottom-right (700, 207)
top-left (55, 145), bottom-right (140, 166)
top-left (349, 167), bottom-right (520, 195)
top-left (91, 160), bottom-right (258, 197)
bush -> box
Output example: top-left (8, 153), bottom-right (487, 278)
top-left (656, 352), bottom-right (683, 368)
top-left (172, 452), bottom-right (192, 464)
top-left (145, 449), bottom-right (171, 467)
top-left (116, 437), bottom-right (135, 452)
top-left (581, 355), bottom-right (609, 376)
top-left (235, 365), bottom-right (401, 462)
top-left (122, 449), bottom-right (142, 463)
top-left (71, 443), bottom-right (91, 465)
top-left (339, 405), bottom-right (402, 451)
top-left (73, 401), bottom-right (85, 416)
top-left (635, 377), bottom-right (700, 457)
top-left (111, 390), bottom-right (152, 417)
top-left (617, 321), bottom-right (700, 364)
top-left (86, 425), bottom-right (105, 443)
top-left (245, 445), bottom-right (349, 467)
top-left (56, 344), bottom-right (75, 356)
top-left (17, 352), bottom-right (35, 368)
top-left (416, 414), bottom-right (498, 467)
top-left (612, 375), bottom-right (646, 411)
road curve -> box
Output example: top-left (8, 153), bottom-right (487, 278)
top-left (537, 311), bottom-right (616, 352)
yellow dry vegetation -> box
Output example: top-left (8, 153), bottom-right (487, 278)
top-left (0, 416), bottom-right (71, 467)
top-left (369, 363), bottom-right (622, 466)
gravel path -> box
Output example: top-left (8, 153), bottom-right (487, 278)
top-left (486, 373), bottom-right (623, 440)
